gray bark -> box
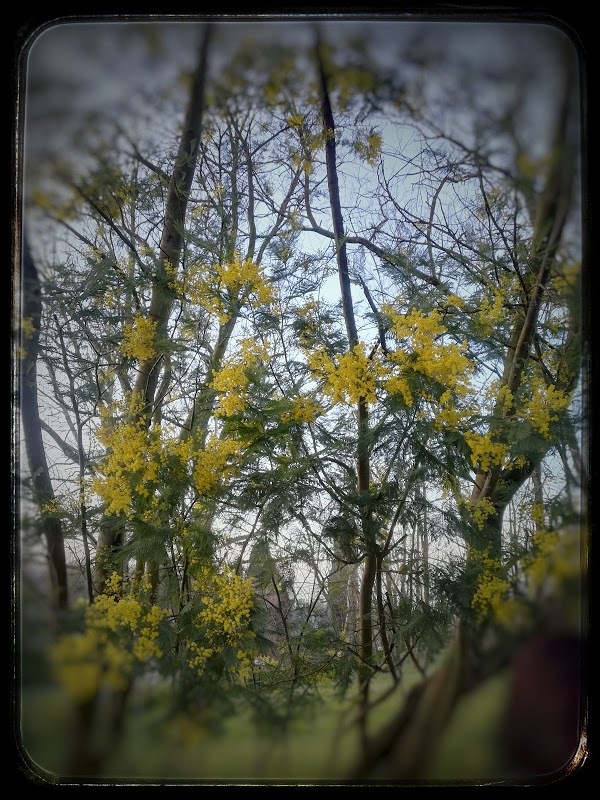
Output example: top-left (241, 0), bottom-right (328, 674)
top-left (20, 235), bottom-right (69, 611)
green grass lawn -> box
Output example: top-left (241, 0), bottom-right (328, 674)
top-left (18, 663), bottom-right (512, 785)
top-left (19, 670), bottom-right (413, 783)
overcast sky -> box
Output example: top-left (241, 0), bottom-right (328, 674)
top-left (21, 17), bottom-right (577, 153)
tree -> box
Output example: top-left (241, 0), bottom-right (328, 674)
top-left (17, 19), bottom-right (585, 783)
top-left (20, 235), bottom-right (69, 611)
top-left (346, 31), bottom-right (583, 781)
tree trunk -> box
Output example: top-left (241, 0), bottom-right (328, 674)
top-left (314, 31), bottom-right (377, 712)
top-left (376, 554), bottom-right (398, 682)
top-left (93, 515), bottom-right (125, 596)
top-left (420, 490), bottom-right (430, 607)
top-left (133, 25), bottom-right (213, 422)
top-left (20, 235), bottom-right (69, 612)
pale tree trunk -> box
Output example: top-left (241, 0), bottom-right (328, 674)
top-left (408, 524), bottom-right (416, 606)
top-left (532, 464), bottom-right (545, 534)
top-left (326, 560), bottom-right (355, 640)
top-left (420, 491), bottom-right (430, 608)
top-left (375, 554), bottom-right (398, 682)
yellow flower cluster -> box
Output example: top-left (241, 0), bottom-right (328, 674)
top-left (523, 527), bottom-right (580, 591)
top-left (93, 393), bottom-right (244, 515)
top-left (495, 383), bottom-right (514, 415)
top-left (551, 260), bottom-right (580, 297)
top-left (198, 568), bottom-right (255, 641)
top-left (163, 437), bottom-right (195, 476)
top-left (173, 254), bottom-right (275, 324)
top-left (308, 342), bottom-right (383, 406)
top-left (445, 293), bottom-right (466, 310)
top-left (303, 304), bottom-right (475, 414)
top-left (296, 298), bottom-right (320, 317)
top-left (545, 344), bottom-right (576, 387)
top-left (192, 434), bottom-right (243, 496)
top-left (384, 303), bottom-right (444, 344)
top-left (49, 572), bottom-right (166, 703)
top-left (464, 430), bottom-right (509, 472)
top-left (210, 338), bottom-right (270, 418)
top-left (464, 496), bottom-right (496, 530)
top-left (188, 642), bottom-right (214, 671)
top-left (92, 399), bottom-right (162, 517)
top-left (433, 390), bottom-right (474, 431)
top-left (235, 650), bottom-right (254, 681)
top-left (471, 551), bottom-right (523, 629)
top-left (472, 573), bottom-right (522, 629)
top-left (522, 375), bottom-right (570, 438)
top-left (50, 632), bottom-right (115, 703)
top-left (382, 305), bottom-right (473, 405)
top-left (211, 362), bottom-right (249, 416)
top-left (332, 63), bottom-right (376, 112)
top-left (104, 570), bottom-right (123, 595)
top-left (187, 567), bottom-right (256, 677)
top-left (217, 255), bottom-right (275, 306)
top-left (287, 112), bottom-right (304, 128)
top-left (353, 130), bottom-right (382, 167)
top-left (529, 502), bottom-right (546, 528)
top-left (21, 316), bottom-right (35, 341)
top-left (290, 151), bottom-right (313, 175)
top-left (40, 497), bottom-right (61, 515)
top-left (383, 372), bottom-right (414, 407)
top-left (471, 523), bottom-right (581, 632)
top-left (163, 258), bottom-right (177, 288)
top-left (282, 394), bottom-right (324, 424)
top-left (476, 286), bottom-right (507, 335)
top-left (121, 314), bottom-right (158, 362)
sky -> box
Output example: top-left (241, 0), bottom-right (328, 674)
top-left (21, 17), bottom-right (577, 158)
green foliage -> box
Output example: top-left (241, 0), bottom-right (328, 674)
top-left (247, 538), bottom-right (280, 591)
top-left (322, 513), bottom-right (361, 561)
top-left (21, 21), bottom-right (583, 783)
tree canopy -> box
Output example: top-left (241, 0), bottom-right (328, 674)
top-left (15, 17), bottom-right (587, 785)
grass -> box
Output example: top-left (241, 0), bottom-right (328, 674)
top-left (18, 668), bottom-right (418, 784)
top-left (101, 671), bottom-right (414, 782)
top-left (18, 661), bottom-right (515, 785)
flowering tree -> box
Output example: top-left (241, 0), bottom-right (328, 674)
top-left (18, 20), bottom-right (585, 782)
